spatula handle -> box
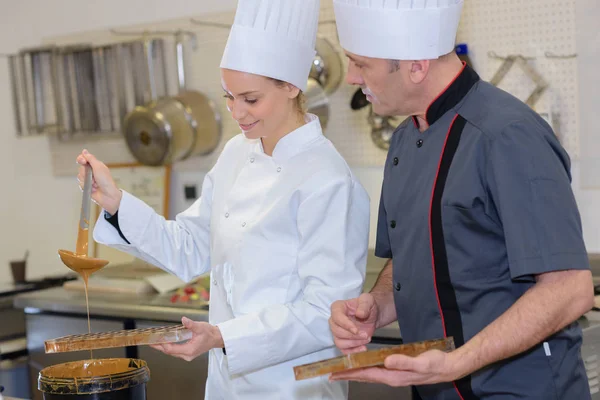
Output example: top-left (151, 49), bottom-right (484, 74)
top-left (80, 164), bottom-right (93, 230)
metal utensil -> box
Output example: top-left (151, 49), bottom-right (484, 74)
top-left (368, 107), bottom-right (401, 150)
top-left (310, 36), bottom-right (343, 95)
top-left (514, 55), bottom-right (549, 109)
top-left (305, 78), bottom-right (330, 131)
top-left (57, 164), bottom-right (109, 273)
top-left (18, 45), bottom-right (60, 134)
top-left (79, 164), bottom-right (93, 239)
top-left (8, 55), bottom-right (23, 135)
top-left (122, 33), bottom-right (221, 165)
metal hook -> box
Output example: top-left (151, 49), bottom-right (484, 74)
top-left (544, 51), bottom-right (577, 59)
top-left (189, 19), bottom-right (232, 29)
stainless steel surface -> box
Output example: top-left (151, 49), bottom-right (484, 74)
top-left (18, 54), bottom-right (31, 136)
top-left (58, 46), bottom-right (78, 136)
top-left (113, 43), bottom-right (130, 126)
top-left (16, 46), bottom-right (59, 135)
top-left (310, 36), bottom-right (343, 95)
top-left (130, 41), bottom-right (149, 106)
top-left (305, 78), bottom-right (330, 131)
top-left (156, 39), bottom-right (169, 98)
top-left (79, 165), bottom-right (92, 231)
top-left (369, 110), bottom-right (403, 150)
top-left (144, 39), bottom-right (158, 102)
top-left (77, 47), bottom-right (99, 132)
top-left (30, 50), bottom-right (44, 133)
top-left (59, 45), bottom-right (99, 134)
top-left (14, 287), bottom-right (208, 323)
top-left (175, 32), bottom-right (186, 91)
top-left (140, 38), bottom-right (168, 104)
top-left (123, 34), bottom-right (221, 166)
top-left (123, 98), bottom-right (189, 165)
top-left (92, 45), bottom-right (116, 132)
top-left (8, 55), bottom-right (22, 135)
top-left (172, 35), bottom-right (221, 158)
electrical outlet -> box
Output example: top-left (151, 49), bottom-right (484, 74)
top-left (184, 185), bottom-right (197, 200)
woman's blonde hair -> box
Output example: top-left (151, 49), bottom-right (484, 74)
top-left (269, 78), bottom-right (307, 115)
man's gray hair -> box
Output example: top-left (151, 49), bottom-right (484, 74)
top-left (388, 59), bottom-right (400, 73)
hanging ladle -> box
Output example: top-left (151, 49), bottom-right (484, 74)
top-left (58, 164), bottom-right (109, 281)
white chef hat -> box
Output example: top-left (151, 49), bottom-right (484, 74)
top-left (333, 0), bottom-right (463, 60)
top-left (220, 0), bottom-right (320, 92)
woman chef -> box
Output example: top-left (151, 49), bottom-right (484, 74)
top-left (75, 0), bottom-right (370, 398)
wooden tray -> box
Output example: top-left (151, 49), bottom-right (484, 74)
top-left (45, 324), bottom-right (192, 354)
top-left (293, 337), bottom-right (455, 380)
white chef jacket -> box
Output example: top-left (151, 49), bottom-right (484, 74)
top-left (94, 114), bottom-right (370, 399)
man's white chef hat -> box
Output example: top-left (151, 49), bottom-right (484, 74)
top-left (220, 0), bottom-right (320, 92)
top-left (333, 0), bottom-right (463, 60)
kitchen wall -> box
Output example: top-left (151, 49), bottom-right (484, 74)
top-left (1, 0), bottom-right (599, 284)
top-left (0, 0), bottom-right (239, 283)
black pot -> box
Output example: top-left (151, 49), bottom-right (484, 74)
top-left (38, 358), bottom-right (150, 400)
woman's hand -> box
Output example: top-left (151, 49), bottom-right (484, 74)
top-left (150, 317), bottom-right (225, 362)
top-left (76, 149), bottom-right (122, 215)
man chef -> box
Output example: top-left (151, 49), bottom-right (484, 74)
top-left (328, 0), bottom-right (594, 399)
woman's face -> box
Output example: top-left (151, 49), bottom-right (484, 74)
top-left (221, 69), bottom-right (300, 139)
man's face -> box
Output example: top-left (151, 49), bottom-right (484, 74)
top-left (344, 51), bottom-right (416, 117)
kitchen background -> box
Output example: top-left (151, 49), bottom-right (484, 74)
top-left (0, 0), bottom-right (598, 283)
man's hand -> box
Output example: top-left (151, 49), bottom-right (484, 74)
top-left (329, 293), bottom-right (379, 354)
top-left (330, 349), bottom-right (464, 386)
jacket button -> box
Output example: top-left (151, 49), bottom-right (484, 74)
top-left (395, 282), bottom-right (401, 291)
top-left (390, 220), bottom-right (396, 228)
top-left (416, 139), bottom-right (424, 148)
top-left (393, 157), bottom-right (399, 166)
top-left (250, 157), bottom-right (255, 163)
top-left (224, 213), bottom-right (229, 218)
top-left (241, 222), bottom-right (246, 227)
top-left (277, 167), bottom-right (282, 173)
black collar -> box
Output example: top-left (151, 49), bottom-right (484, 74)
top-left (412, 62), bottom-right (480, 129)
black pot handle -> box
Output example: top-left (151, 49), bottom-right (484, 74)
top-left (350, 88), bottom-right (369, 110)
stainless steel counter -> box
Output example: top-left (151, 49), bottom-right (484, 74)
top-left (13, 287), bottom-right (208, 323)
top-left (13, 286), bottom-right (401, 339)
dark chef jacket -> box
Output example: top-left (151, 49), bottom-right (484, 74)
top-left (375, 63), bottom-right (591, 400)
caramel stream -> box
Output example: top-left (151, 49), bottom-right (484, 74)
top-left (58, 221), bottom-right (109, 359)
